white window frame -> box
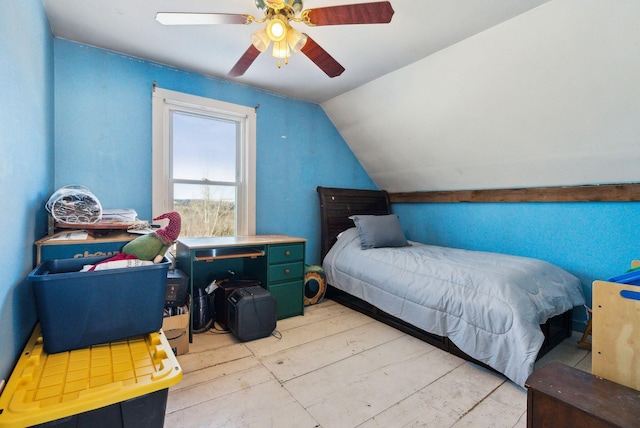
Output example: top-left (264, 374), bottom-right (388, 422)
top-left (152, 88), bottom-right (256, 235)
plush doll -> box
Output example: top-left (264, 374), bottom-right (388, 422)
top-left (121, 211), bottom-right (181, 262)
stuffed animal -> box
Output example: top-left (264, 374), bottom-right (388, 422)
top-left (122, 211), bottom-right (181, 262)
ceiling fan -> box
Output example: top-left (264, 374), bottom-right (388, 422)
top-left (156, 0), bottom-right (394, 78)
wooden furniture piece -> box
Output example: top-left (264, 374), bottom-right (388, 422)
top-left (592, 261), bottom-right (640, 391)
top-left (526, 361), bottom-right (640, 428)
top-left (176, 235), bottom-right (306, 341)
top-left (34, 230), bottom-right (135, 265)
top-left (317, 186), bottom-right (574, 373)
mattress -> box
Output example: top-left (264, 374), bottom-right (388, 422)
top-left (323, 227), bottom-right (585, 386)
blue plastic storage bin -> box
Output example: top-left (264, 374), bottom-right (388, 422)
top-left (28, 256), bottom-right (170, 354)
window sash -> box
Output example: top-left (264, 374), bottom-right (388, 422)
top-left (152, 88), bottom-right (256, 235)
top-left (170, 110), bottom-right (240, 184)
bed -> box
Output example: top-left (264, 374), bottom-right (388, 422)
top-left (317, 186), bottom-right (585, 387)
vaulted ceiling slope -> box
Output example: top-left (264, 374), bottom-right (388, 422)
top-left (322, 1), bottom-right (640, 192)
top-left (43, 1), bottom-right (639, 194)
top-left (43, 0), bottom-right (550, 104)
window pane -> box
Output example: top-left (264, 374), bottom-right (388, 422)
top-left (173, 183), bottom-right (236, 237)
top-left (172, 112), bottom-right (237, 182)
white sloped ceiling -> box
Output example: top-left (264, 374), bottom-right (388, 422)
top-left (322, 0), bottom-right (640, 192)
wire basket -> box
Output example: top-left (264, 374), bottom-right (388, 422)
top-left (45, 185), bottom-right (102, 224)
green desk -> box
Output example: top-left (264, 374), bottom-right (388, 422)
top-left (176, 235), bottom-right (306, 341)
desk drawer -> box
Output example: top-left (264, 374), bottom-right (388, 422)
top-left (269, 280), bottom-right (304, 319)
top-left (269, 262), bottom-right (304, 283)
top-left (269, 243), bottom-right (304, 264)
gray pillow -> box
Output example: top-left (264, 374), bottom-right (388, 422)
top-left (349, 214), bottom-right (409, 249)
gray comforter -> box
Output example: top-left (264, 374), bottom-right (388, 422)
top-left (323, 228), bottom-right (585, 387)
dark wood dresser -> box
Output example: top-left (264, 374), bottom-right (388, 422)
top-left (525, 362), bottom-right (640, 427)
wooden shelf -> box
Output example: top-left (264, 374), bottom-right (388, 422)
top-left (390, 183), bottom-right (640, 203)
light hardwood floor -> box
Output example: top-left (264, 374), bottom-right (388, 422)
top-left (166, 299), bottom-right (591, 428)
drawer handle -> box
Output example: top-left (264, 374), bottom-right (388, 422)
top-left (285, 250), bottom-right (291, 257)
top-left (284, 268), bottom-right (291, 275)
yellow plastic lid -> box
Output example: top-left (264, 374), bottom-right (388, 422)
top-left (0, 325), bottom-right (182, 427)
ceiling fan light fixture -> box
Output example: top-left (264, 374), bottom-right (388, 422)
top-left (267, 17), bottom-right (287, 41)
top-left (251, 27), bottom-right (271, 52)
top-left (169, 0), bottom-right (395, 77)
top-left (286, 26), bottom-right (307, 52)
top-left (272, 39), bottom-right (290, 60)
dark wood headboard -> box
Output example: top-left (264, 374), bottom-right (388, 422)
top-left (317, 186), bottom-right (391, 260)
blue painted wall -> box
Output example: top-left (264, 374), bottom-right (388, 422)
top-left (393, 201), bottom-right (640, 330)
top-left (53, 39), bottom-right (376, 266)
top-left (2, 1), bottom-right (634, 382)
top-left (0, 0), bottom-right (54, 381)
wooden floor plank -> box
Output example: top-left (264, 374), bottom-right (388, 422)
top-left (168, 299), bottom-right (591, 427)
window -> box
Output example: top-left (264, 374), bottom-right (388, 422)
top-left (152, 88), bottom-right (256, 237)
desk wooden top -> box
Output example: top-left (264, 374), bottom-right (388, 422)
top-left (177, 235), bottom-right (306, 249)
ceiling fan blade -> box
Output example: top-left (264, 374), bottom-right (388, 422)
top-left (304, 1), bottom-right (394, 26)
top-left (301, 36), bottom-right (345, 78)
top-left (228, 45), bottom-right (262, 77)
top-left (156, 12), bottom-right (250, 25)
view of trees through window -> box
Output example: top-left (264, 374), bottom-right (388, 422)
top-left (171, 112), bottom-right (239, 238)
top-left (173, 185), bottom-right (235, 237)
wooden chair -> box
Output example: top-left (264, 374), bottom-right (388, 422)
top-left (577, 308), bottom-right (592, 350)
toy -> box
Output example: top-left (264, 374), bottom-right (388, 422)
top-left (122, 211), bottom-right (181, 262)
